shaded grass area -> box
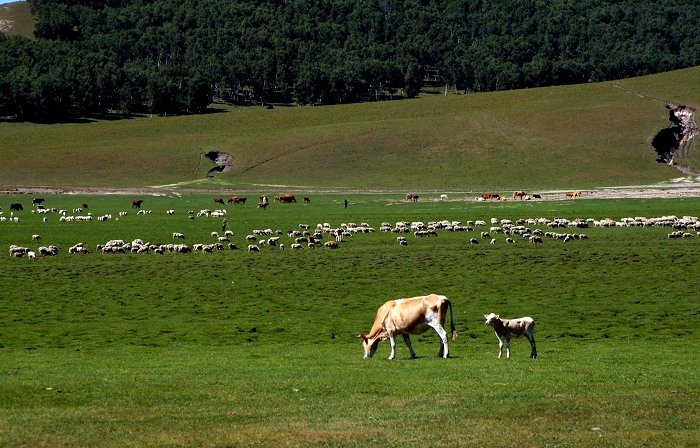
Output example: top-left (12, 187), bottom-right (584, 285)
top-left (1, 67), bottom-right (699, 190)
top-left (0, 194), bottom-right (699, 446)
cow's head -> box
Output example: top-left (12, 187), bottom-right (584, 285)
top-left (484, 313), bottom-right (500, 326)
top-left (359, 334), bottom-right (381, 359)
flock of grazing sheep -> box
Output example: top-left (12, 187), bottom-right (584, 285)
top-left (3, 199), bottom-right (700, 259)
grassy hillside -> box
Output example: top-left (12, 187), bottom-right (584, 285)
top-left (0, 1), bottom-right (34, 39)
top-left (1, 67), bottom-right (698, 191)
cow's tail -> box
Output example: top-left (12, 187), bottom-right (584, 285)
top-left (447, 299), bottom-right (457, 340)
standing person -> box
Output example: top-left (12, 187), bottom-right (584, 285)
top-left (344, 199), bottom-right (348, 209)
top-left (222, 218), bottom-right (228, 232)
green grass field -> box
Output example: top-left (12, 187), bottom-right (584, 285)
top-left (1, 194), bottom-right (698, 447)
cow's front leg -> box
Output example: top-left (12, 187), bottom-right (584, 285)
top-left (388, 334), bottom-right (396, 360)
top-left (402, 334), bottom-right (417, 358)
top-left (505, 340), bottom-right (511, 358)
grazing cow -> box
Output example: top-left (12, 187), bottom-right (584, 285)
top-left (565, 191), bottom-right (582, 199)
top-left (440, 194), bottom-right (448, 201)
top-left (512, 191), bottom-right (527, 200)
top-left (275, 194), bottom-right (297, 203)
top-left (214, 197), bottom-right (225, 205)
top-left (257, 202), bottom-right (268, 209)
top-left (303, 196), bottom-right (311, 204)
top-left (481, 193), bottom-right (500, 201)
top-left (32, 198), bottom-right (45, 206)
top-left (10, 202), bottom-right (23, 211)
top-left (227, 196), bottom-right (247, 204)
top-left (82, 203), bottom-right (89, 209)
top-left (359, 294), bottom-right (457, 360)
top-left (484, 312), bottom-right (537, 359)
top-left (132, 199), bottom-right (143, 208)
top-left (405, 194), bottom-right (419, 202)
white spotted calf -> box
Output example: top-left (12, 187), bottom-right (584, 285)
top-left (484, 312), bottom-right (537, 358)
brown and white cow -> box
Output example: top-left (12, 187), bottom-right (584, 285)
top-left (359, 294), bottom-right (457, 360)
top-left (484, 312), bottom-right (537, 358)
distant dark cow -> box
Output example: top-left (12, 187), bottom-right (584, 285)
top-left (132, 199), bottom-right (143, 208)
top-left (10, 202), bottom-right (23, 211)
top-left (82, 203), bottom-right (89, 209)
top-left (303, 196), bottom-right (311, 204)
top-left (275, 194), bottom-right (296, 203)
top-left (481, 193), bottom-right (500, 201)
top-left (512, 191), bottom-right (527, 200)
top-left (405, 194), bottom-right (419, 201)
top-left (32, 198), bottom-right (45, 206)
top-left (532, 194), bottom-right (542, 199)
top-left (484, 312), bottom-right (537, 359)
top-left (214, 197), bottom-right (225, 205)
top-left (258, 202), bottom-right (269, 209)
top-left (227, 196), bottom-right (247, 204)
top-left (359, 294), bottom-right (457, 360)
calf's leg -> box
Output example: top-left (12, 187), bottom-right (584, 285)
top-left (526, 333), bottom-right (537, 358)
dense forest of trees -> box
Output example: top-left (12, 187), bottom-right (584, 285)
top-left (1, 0), bottom-right (699, 120)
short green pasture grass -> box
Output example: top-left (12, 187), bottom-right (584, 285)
top-left (1, 194), bottom-right (699, 446)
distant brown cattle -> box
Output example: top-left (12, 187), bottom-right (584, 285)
top-left (132, 199), bottom-right (143, 208)
top-left (481, 193), bottom-right (500, 201)
top-left (565, 191), bottom-right (582, 199)
top-left (227, 196), bottom-right (247, 204)
top-left (214, 197), bottom-right (225, 205)
top-left (405, 194), bottom-right (419, 201)
top-left (303, 196), bottom-right (311, 204)
top-left (275, 194), bottom-right (296, 203)
top-left (512, 191), bottom-right (527, 200)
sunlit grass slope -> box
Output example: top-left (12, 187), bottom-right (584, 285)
top-left (0, 1), bottom-right (35, 39)
top-left (1, 67), bottom-right (698, 191)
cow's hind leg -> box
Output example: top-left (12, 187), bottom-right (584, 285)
top-left (402, 334), bottom-right (417, 359)
top-left (427, 321), bottom-right (449, 358)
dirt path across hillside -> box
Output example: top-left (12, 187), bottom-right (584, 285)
top-left (3, 182), bottom-right (700, 201)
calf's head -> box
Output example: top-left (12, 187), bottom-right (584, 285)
top-left (484, 313), bottom-right (500, 326)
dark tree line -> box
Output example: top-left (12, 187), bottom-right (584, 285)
top-left (1, 0), bottom-right (699, 120)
